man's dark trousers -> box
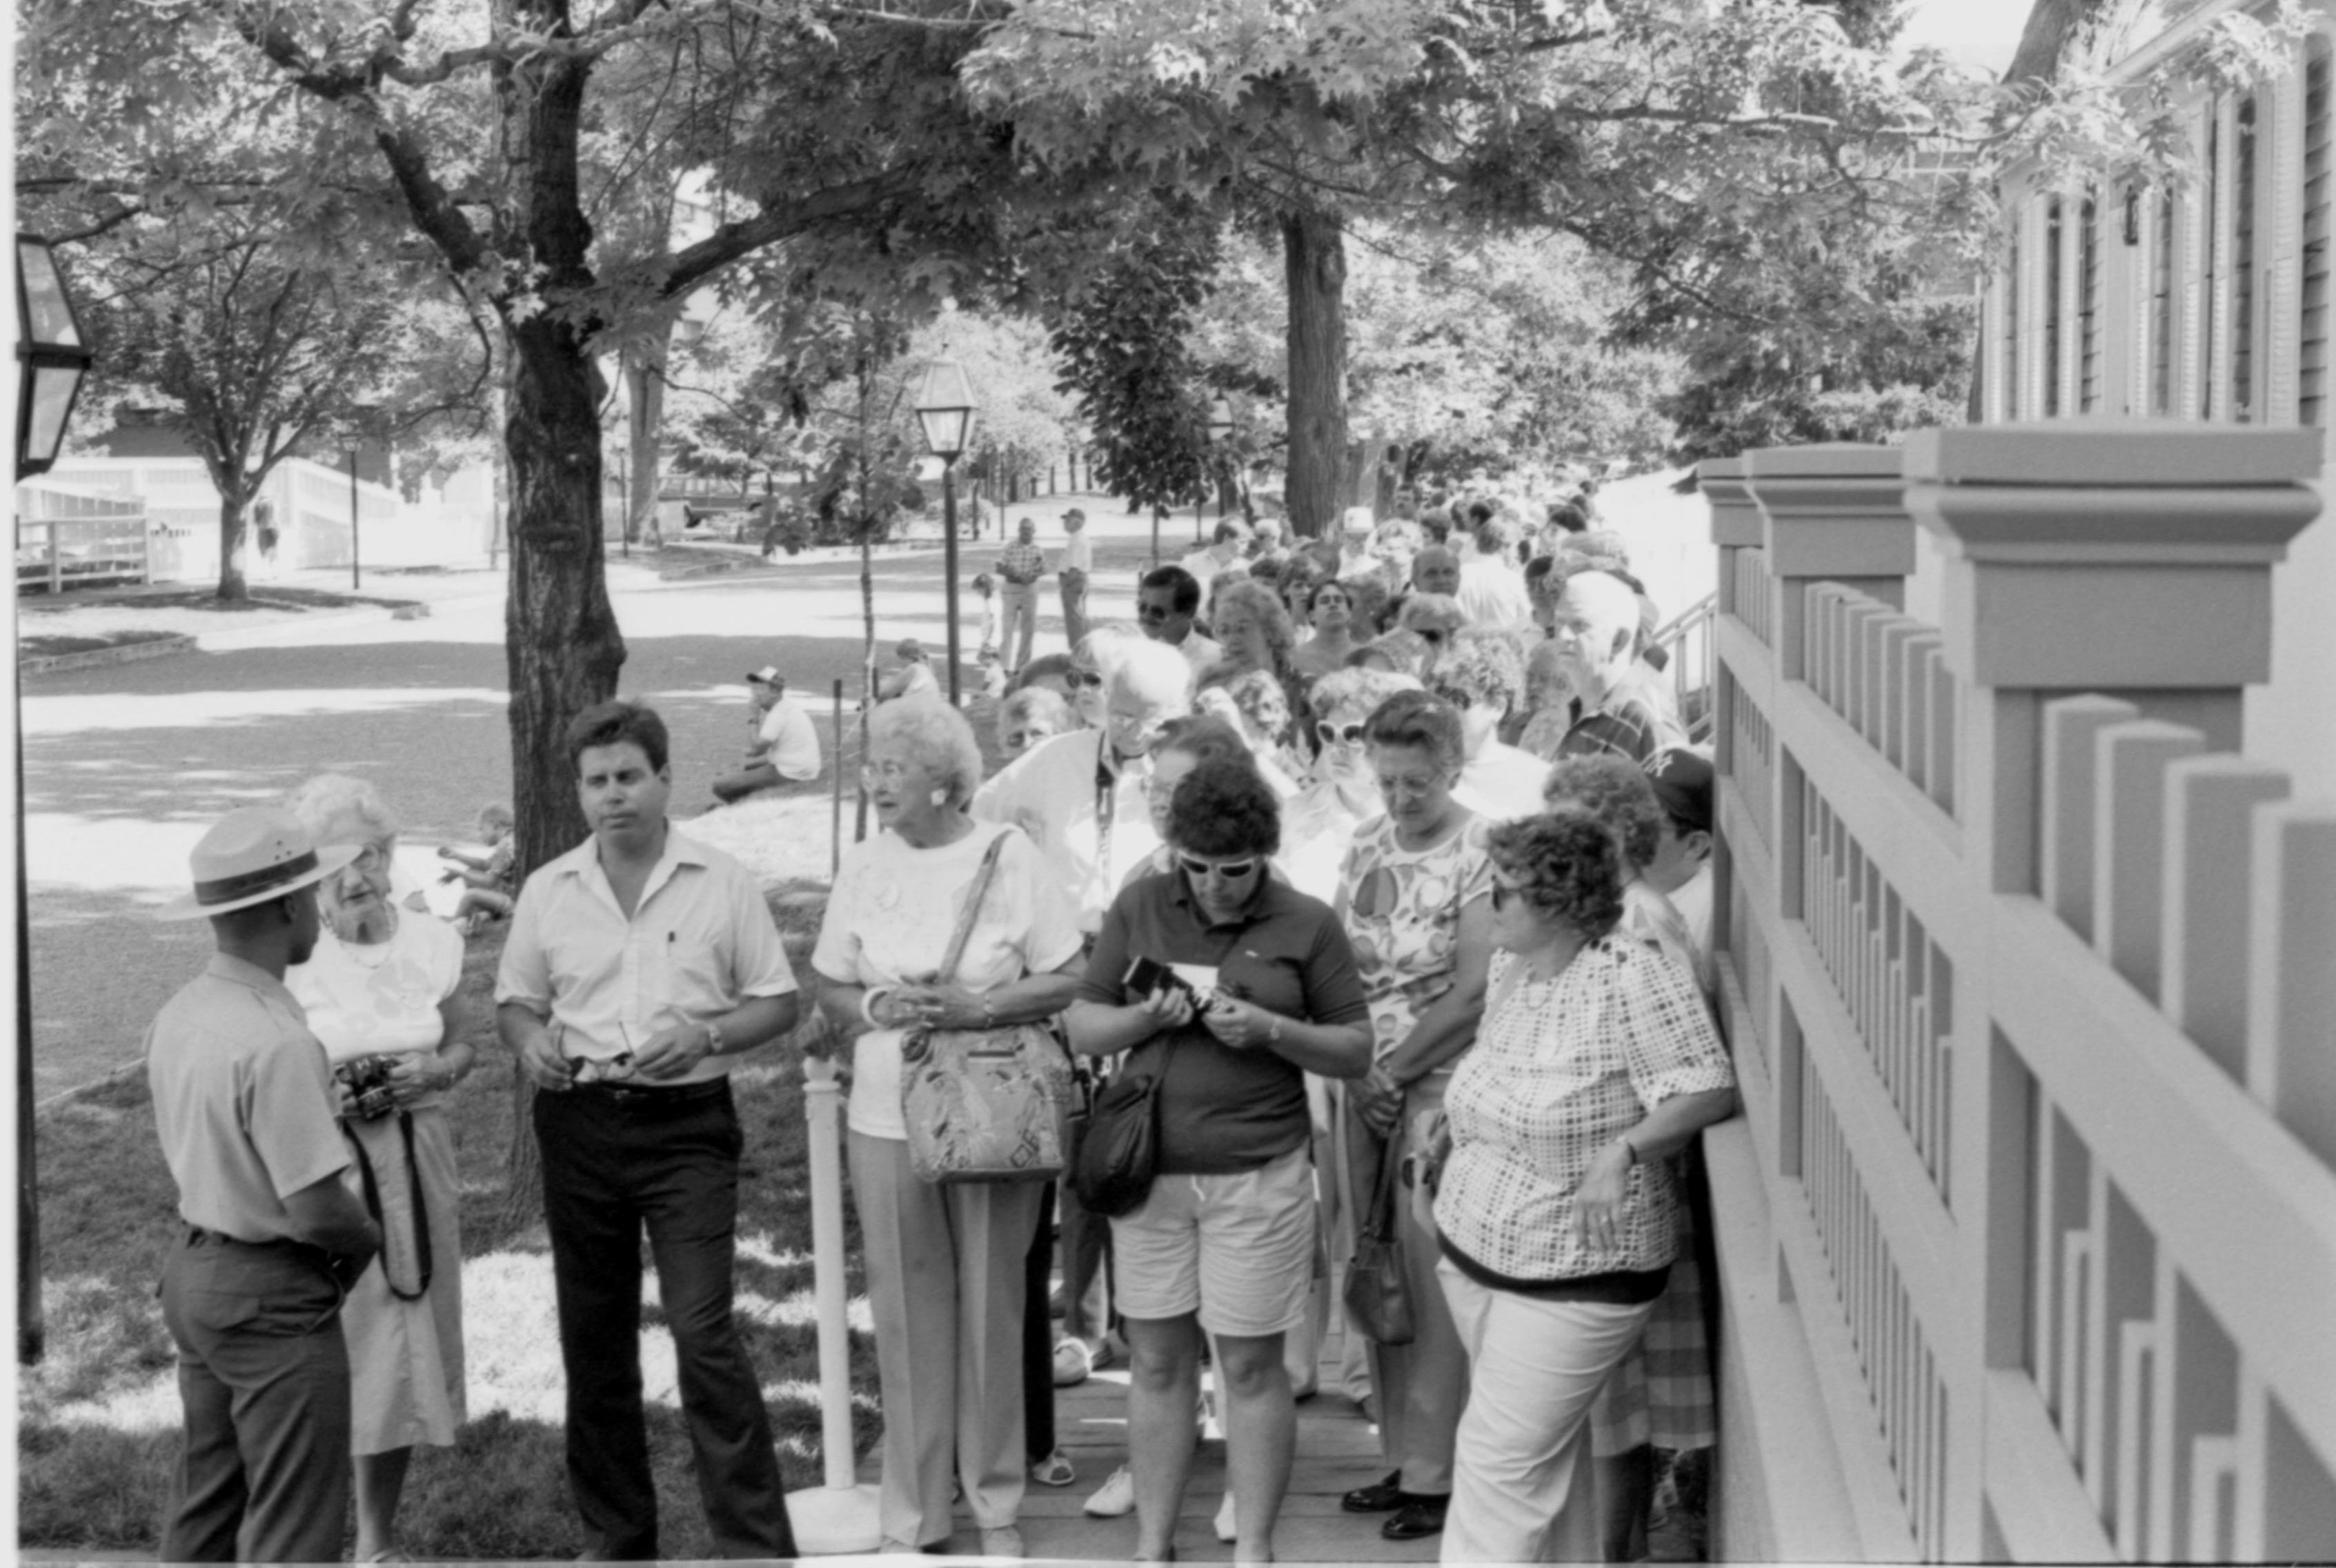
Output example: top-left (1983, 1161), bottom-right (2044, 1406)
top-left (159, 1232), bottom-right (353, 1563)
top-left (537, 1080), bottom-right (795, 1560)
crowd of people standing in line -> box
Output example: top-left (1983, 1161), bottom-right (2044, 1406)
top-left (139, 473), bottom-right (1734, 1565)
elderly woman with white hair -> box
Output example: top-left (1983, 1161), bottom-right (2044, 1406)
top-left (813, 695), bottom-right (1085, 1557)
top-left (280, 773), bottom-right (475, 1565)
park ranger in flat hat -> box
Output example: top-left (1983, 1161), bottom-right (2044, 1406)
top-left (148, 806), bottom-right (384, 1563)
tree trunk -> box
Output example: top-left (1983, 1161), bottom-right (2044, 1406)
top-left (215, 490), bottom-right (253, 602)
top-left (503, 317), bottom-right (627, 877)
top-left (1281, 205), bottom-right (1349, 540)
top-left (623, 328), bottom-right (670, 548)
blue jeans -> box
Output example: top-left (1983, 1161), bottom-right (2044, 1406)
top-left (535, 1081), bottom-right (794, 1560)
top-left (159, 1232), bottom-right (353, 1564)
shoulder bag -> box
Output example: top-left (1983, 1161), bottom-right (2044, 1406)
top-left (900, 831), bottom-right (1080, 1184)
top-left (1343, 1129), bottom-right (1415, 1345)
top-left (1070, 1036), bottom-right (1175, 1218)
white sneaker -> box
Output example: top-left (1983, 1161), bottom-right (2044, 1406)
top-left (1215, 1491), bottom-right (1237, 1543)
top-left (1084, 1464), bottom-right (1136, 1518)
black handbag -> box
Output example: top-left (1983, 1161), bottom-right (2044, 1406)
top-left (1070, 1040), bottom-right (1175, 1218)
top-left (1343, 1127), bottom-right (1416, 1346)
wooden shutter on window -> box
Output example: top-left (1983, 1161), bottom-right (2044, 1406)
top-left (2302, 39), bottom-right (2332, 428)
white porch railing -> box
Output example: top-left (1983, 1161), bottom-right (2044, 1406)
top-left (1705, 426), bottom-right (2336, 1562)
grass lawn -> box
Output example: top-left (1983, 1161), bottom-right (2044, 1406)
top-left (18, 899), bottom-right (874, 1558)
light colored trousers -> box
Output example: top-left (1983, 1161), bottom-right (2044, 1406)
top-left (999, 583), bottom-right (1039, 671)
top-left (850, 1131), bottom-right (1042, 1547)
top-left (1343, 1073), bottom-right (1469, 1493)
top-left (1438, 1261), bottom-right (1655, 1564)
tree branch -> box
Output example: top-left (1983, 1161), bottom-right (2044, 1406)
top-left (657, 173), bottom-right (920, 299)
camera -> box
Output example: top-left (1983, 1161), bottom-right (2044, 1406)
top-left (336, 1055), bottom-right (399, 1121)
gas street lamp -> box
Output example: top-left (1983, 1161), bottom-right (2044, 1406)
top-left (16, 236), bottom-right (93, 484)
top-left (913, 359), bottom-right (977, 706)
top-left (1194, 397), bottom-right (1234, 545)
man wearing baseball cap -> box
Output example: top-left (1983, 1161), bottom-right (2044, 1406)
top-left (148, 806), bottom-right (385, 1562)
top-left (1645, 748), bottom-right (1716, 982)
top-left (713, 666), bottom-right (823, 805)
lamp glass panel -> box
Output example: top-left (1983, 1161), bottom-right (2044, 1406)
top-left (1207, 397), bottom-right (1233, 438)
top-left (917, 406), bottom-right (971, 457)
top-left (17, 241), bottom-right (82, 348)
top-left (24, 362), bottom-right (83, 465)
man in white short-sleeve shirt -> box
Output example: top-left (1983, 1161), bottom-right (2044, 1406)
top-left (496, 699), bottom-right (802, 1559)
top-left (714, 666), bottom-right (822, 804)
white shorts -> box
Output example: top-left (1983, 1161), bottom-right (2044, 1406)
top-left (1111, 1144), bottom-right (1316, 1339)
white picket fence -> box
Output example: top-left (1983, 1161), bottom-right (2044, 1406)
top-left (1705, 425), bottom-right (2336, 1562)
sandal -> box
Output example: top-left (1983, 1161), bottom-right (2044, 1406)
top-left (1029, 1447), bottom-right (1076, 1487)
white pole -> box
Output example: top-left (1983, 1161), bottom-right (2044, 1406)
top-left (784, 1054), bottom-right (882, 1553)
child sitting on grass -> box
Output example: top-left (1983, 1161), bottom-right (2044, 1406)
top-left (438, 803), bottom-right (516, 933)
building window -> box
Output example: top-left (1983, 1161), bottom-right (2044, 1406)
top-left (2045, 197), bottom-right (2063, 417)
top-left (2153, 189), bottom-right (2177, 416)
top-left (2233, 94), bottom-right (2257, 422)
top-left (2304, 40), bottom-right (2332, 429)
top-left (2079, 194), bottom-right (2101, 413)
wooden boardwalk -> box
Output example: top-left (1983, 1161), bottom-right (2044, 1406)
top-left (859, 1298), bottom-right (1441, 1563)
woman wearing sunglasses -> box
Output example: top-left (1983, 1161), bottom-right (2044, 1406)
top-left (1434, 811), bottom-right (1734, 1565)
top-left (1067, 758), bottom-right (1373, 1565)
top-left (1327, 691), bottom-right (1496, 1542)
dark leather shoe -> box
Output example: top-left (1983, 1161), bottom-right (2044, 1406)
top-left (1341, 1471), bottom-right (1407, 1513)
top-left (1381, 1496), bottom-right (1451, 1540)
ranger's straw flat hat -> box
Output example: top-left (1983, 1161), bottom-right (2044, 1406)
top-left (155, 806), bottom-right (359, 920)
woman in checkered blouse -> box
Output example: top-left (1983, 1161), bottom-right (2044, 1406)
top-left (1430, 812), bottom-right (1736, 1565)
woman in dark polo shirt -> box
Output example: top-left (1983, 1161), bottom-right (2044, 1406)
top-left (1068, 758), bottom-right (1374, 1565)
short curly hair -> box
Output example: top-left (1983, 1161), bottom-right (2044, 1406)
top-left (1166, 755), bottom-right (1281, 857)
top-left (285, 773), bottom-right (399, 848)
top-left (1208, 577), bottom-right (1298, 674)
top-left (1309, 666), bottom-right (1423, 728)
top-left (1487, 811), bottom-right (1625, 940)
top-left (868, 694), bottom-right (985, 809)
top-left (1541, 754), bottom-right (1663, 871)
top-left (1397, 592), bottom-right (1465, 637)
top-left (1430, 628), bottom-right (1526, 714)
top-left (1363, 689), bottom-right (1467, 775)
top-left (567, 699), bottom-right (669, 775)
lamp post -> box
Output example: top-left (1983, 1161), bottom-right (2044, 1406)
top-left (1205, 397), bottom-right (1233, 539)
top-left (913, 359), bottom-right (976, 706)
top-left (16, 235), bottom-right (95, 1366)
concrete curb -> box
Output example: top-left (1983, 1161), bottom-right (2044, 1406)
top-left (19, 634), bottom-right (195, 676)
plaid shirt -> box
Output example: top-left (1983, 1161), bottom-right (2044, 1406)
top-left (996, 542), bottom-right (1047, 585)
top-left (1434, 940), bottom-right (1732, 1280)
top-left (1554, 690), bottom-right (1678, 766)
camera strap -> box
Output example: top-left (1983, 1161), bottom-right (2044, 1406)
top-left (342, 1111), bottom-right (433, 1302)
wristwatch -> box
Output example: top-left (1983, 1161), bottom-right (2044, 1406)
top-left (702, 1020), bottom-right (726, 1058)
top-left (1267, 1013), bottom-right (1283, 1046)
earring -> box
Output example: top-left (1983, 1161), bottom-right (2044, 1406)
top-left (930, 788), bottom-right (949, 808)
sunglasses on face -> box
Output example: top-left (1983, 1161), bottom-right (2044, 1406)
top-left (1491, 881), bottom-right (1521, 911)
top-left (1066, 668), bottom-right (1105, 689)
top-left (1137, 604), bottom-right (1173, 622)
top-left (1316, 720), bottom-right (1367, 746)
top-left (1179, 854), bottom-right (1260, 881)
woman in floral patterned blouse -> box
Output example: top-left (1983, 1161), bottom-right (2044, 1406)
top-left (1330, 691), bottom-right (1496, 1541)
top-left (1432, 811), bottom-right (1735, 1565)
